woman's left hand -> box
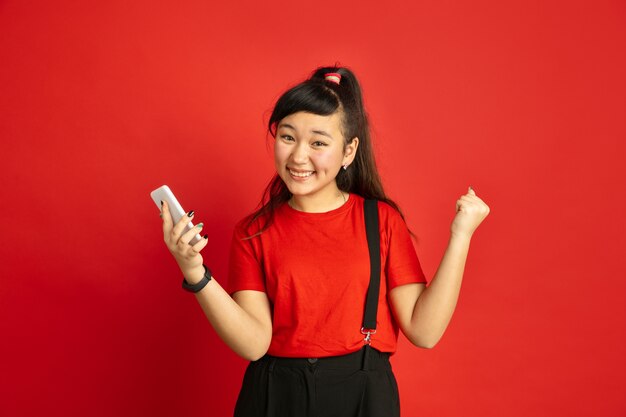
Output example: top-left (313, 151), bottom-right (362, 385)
top-left (451, 186), bottom-right (490, 239)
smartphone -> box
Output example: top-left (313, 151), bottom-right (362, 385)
top-left (150, 185), bottom-right (202, 246)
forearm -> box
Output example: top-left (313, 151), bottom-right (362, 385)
top-left (411, 233), bottom-right (471, 347)
top-left (184, 267), bottom-right (270, 361)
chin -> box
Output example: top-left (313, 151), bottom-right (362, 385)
top-left (285, 185), bottom-right (312, 196)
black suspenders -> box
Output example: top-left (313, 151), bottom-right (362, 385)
top-left (361, 199), bottom-right (381, 370)
top-left (362, 199), bottom-right (381, 344)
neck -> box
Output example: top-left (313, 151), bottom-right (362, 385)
top-left (289, 190), bottom-right (348, 213)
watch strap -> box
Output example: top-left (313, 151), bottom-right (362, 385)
top-left (182, 265), bottom-right (212, 293)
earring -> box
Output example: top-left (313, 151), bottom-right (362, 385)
top-left (342, 164), bottom-right (348, 170)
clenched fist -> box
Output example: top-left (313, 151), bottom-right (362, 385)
top-left (451, 186), bottom-right (490, 239)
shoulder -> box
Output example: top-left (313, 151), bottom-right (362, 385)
top-left (349, 195), bottom-right (405, 222)
top-left (350, 196), bottom-right (409, 234)
top-left (377, 199), bottom-right (400, 215)
top-left (233, 201), bottom-right (288, 239)
top-left (233, 213), bottom-right (264, 240)
top-left (376, 199), bottom-right (407, 226)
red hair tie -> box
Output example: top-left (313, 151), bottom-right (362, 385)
top-left (324, 72), bottom-right (341, 85)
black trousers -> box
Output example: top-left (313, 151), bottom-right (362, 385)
top-left (234, 345), bottom-right (401, 417)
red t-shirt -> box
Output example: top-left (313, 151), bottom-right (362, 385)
top-left (226, 193), bottom-right (427, 358)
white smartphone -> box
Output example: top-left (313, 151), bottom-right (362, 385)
top-left (150, 185), bottom-right (203, 246)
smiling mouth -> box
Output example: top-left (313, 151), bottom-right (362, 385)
top-left (289, 169), bottom-right (315, 178)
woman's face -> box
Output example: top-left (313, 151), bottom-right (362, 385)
top-left (274, 111), bottom-right (358, 203)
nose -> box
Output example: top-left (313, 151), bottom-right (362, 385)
top-left (291, 141), bottom-right (309, 164)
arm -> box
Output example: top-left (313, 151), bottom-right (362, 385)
top-left (161, 201), bottom-right (272, 362)
top-left (185, 266), bottom-right (272, 361)
top-left (389, 234), bottom-right (470, 348)
top-left (389, 186), bottom-right (489, 348)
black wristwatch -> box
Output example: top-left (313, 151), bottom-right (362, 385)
top-left (182, 265), bottom-right (212, 293)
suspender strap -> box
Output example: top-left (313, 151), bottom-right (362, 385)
top-left (361, 199), bottom-right (380, 338)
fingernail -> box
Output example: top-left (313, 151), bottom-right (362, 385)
top-left (203, 234), bottom-right (208, 239)
top-left (197, 223), bottom-right (204, 228)
top-left (187, 210), bottom-right (194, 217)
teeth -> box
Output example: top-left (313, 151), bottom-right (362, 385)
top-left (289, 169), bottom-right (314, 177)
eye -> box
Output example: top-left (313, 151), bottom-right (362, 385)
top-left (280, 135), bottom-right (295, 142)
top-left (312, 141), bottom-right (328, 147)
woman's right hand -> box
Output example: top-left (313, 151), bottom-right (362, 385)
top-left (161, 200), bottom-right (209, 282)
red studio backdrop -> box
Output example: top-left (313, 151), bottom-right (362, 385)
top-left (1, 1), bottom-right (625, 416)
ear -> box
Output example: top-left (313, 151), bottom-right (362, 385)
top-left (343, 137), bottom-right (359, 165)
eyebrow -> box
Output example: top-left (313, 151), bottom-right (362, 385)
top-left (277, 123), bottom-right (334, 140)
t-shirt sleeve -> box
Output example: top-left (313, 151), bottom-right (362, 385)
top-left (383, 205), bottom-right (428, 290)
top-left (226, 222), bottom-right (267, 297)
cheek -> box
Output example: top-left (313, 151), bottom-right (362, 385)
top-left (312, 149), bottom-right (343, 169)
top-left (274, 142), bottom-right (291, 171)
top-left (274, 142), bottom-right (288, 163)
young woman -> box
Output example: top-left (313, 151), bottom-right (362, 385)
top-left (160, 66), bottom-right (490, 417)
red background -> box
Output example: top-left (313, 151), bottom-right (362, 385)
top-left (1, 1), bottom-right (625, 416)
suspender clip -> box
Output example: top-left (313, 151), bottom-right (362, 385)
top-left (361, 327), bottom-right (377, 345)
